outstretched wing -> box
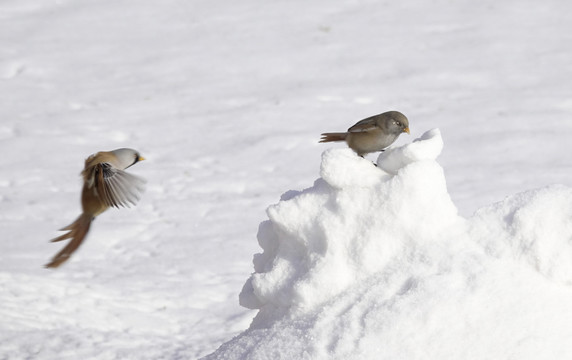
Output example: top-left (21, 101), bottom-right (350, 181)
top-left (94, 163), bottom-right (146, 208)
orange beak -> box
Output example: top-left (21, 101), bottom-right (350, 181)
top-left (403, 127), bottom-right (410, 134)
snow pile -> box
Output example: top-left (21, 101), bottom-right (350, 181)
top-left (239, 129), bottom-right (458, 318)
top-left (471, 185), bottom-right (572, 284)
top-left (205, 130), bottom-right (572, 360)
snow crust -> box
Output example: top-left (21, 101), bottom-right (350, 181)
top-left (206, 130), bottom-right (572, 359)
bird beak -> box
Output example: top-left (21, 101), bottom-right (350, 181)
top-left (403, 127), bottom-right (410, 134)
top-left (138, 156), bottom-right (146, 161)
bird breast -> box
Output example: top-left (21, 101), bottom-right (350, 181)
top-left (347, 128), bottom-right (397, 154)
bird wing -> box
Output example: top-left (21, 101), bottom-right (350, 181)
top-left (94, 163), bottom-right (146, 208)
top-left (347, 118), bottom-right (378, 133)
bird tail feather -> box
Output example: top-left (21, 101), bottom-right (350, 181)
top-left (46, 213), bottom-right (93, 268)
top-left (319, 132), bottom-right (347, 143)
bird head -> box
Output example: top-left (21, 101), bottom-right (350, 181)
top-left (383, 111), bottom-right (410, 135)
top-left (111, 148), bottom-right (145, 170)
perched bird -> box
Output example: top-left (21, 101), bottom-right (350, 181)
top-left (320, 111), bottom-right (410, 156)
top-left (46, 148), bottom-right (146, 268)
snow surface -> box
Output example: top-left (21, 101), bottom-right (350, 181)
top-left (2, 0), bottom-right (572, 359)
top-left (209, 130), bottom-right (572, 359)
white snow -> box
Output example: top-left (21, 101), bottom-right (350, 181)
top-left (2, 0), bottom-right (572, 359)
top-left (210, 130), bottom-right (572, 359)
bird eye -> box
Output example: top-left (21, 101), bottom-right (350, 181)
top-left (395, 121), bottom-right (401, 127)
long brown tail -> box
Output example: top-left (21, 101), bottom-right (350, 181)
top-left (319, 132), bottom-right (347, 143)
top-left (46, 213), bottom-right (93, 268)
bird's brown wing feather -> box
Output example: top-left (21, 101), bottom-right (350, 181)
top-left (347, 118), bottom-right (378, 133)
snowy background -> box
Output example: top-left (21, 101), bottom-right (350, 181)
top-left (2, 0), bottom-right (572, 359)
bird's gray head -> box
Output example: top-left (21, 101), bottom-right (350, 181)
top-left (111, 148), bottom-right (145, 169)
top-left (379, 111), bottom-right (410, 135)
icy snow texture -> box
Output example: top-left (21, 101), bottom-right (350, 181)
top-left (206, 130), bottom-right (572, 359)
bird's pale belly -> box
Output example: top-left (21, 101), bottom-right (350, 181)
top-left (346, 130), bottom-right (396, 155)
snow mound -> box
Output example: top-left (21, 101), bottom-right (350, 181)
top-left (471, 185), bottom-right (572, 284)
top-left (204, 129), bottom-right (572, 360)
top-left (239, 129), bottom-right (458, 317)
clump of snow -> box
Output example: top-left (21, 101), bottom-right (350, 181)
top-left (376, 128), bottom-right (444, 174)
top-left (206, 130), bottom-right (572, 360)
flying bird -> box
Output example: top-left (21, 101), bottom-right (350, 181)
top-left (46, 148), bottom-right (145, 268)
top-left (320, 111), bottom-right (410, 156)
